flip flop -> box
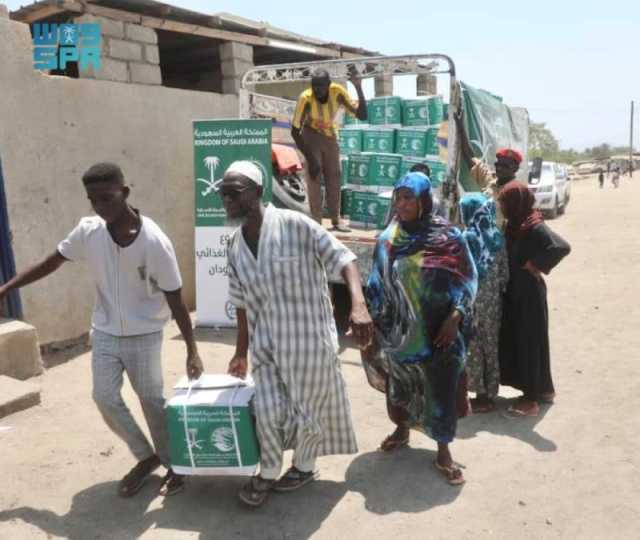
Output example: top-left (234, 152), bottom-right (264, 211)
top-left (506, 404), bottom-right (539, 417)
top-left (238, 476), bottom-right (275, 507)
top-left (433, 460), bottom-right (466, 486)
top-left (379, 432), bottom-right (410, 452)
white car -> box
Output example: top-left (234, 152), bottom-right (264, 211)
top-left (528, 161), bottom-right (570, 218)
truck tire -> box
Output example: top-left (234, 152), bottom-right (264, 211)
top-left (272, 174), bottom-right (311, 216)
top-left (547, 197), bottom-right (559, 219)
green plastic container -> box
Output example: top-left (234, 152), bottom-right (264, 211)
top-left (362, 128), bottom-right (395, 153)
top-left (350, 190), bottom-right (392, 230)
top-left (402, 96), bottom-right (444, 126)
top-left (340, 157), bottom-right (349, 186)
top-left (402, 99), bottom-right (430, 126)
top-left (347, 153), bottom-right (402, 191)
top-left (426, 96), bottom-right (444, 124)
top-left (341, 188), bottom-right (352, 217)
top-left (424, 159), bottom-right (447, 186)
top-left (367, 97), bottom-right (403, 125)
top-left (399, 157), bottom-right (447, 186)
top-left (395, 128), bottom-right (429, 157)
top-left (424, 126), bottom-right (440, 157)
top-left (338, 128), bottom-right (363, 155)
top-left (167, 375), bottom-right (260, 476)
top-left (398, 156), bottom-right (426, 178)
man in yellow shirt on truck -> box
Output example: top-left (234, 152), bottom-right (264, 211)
top-left (291, 69), bottom-right (368, 232)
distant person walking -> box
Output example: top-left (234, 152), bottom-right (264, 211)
top-left (612, 167), bottom-right (620, 189)
top-left (598, 170), bottom-right (604, 189)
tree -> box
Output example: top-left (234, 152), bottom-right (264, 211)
top-left (529, 122), bottom-right (559, 159)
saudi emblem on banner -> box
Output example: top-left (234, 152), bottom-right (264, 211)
top-left (193, 119), bottom-right (272, 327)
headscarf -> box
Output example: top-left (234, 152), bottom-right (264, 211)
top-left (498, 181), bottom-right (543, 245)
top-left (460, 193), bottom-right (504, 280)
top-left (366, 173), bottom-right (478, 364)
top-left (393, 172), bottom-right (433, 220)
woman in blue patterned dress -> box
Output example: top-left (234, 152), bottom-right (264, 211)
top-left (361, 173), bottom-right (478, 485)
top-left (460, 193), bottom-right (509, 413)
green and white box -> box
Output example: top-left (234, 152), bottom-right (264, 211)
top-left (362, 127), bottom-right (395, 153)
top-left (424, 159), bottom-right (447, 186)
top-left (350, 189), bottom-right (393, 230)
top-left (399, 156), bottom-right (426, 178)
top-left (395, 128), bottom-right (429, 157)
top-left (367, 97), bottom-right (403, 125)
top-left (424, 126), bottom-right (441, 158)
top-left (402, 96), bottom-right (444, 126)
top-left (347, 153), bottom-right (402, 191)
top-left (340, 157), bottom-right (349, 186)
top-left (341, 187), bottom-right (353, 217)
top-left (338, 128), bottom-right (363, 155)
top-left (167, 374), bottom-right (260, 476)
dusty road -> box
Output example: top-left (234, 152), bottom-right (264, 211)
top-left (1, 174), bottom-right (639, 539)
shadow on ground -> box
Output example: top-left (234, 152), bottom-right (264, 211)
top-left (0, 475), bottom-right (348, 540)
top-left (345, 447), bottom-right (462, 514)
top-left (456, 397), bottom-right (557, 452)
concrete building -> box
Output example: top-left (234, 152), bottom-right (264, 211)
top-left (0, 0), bottom-right (381, 346)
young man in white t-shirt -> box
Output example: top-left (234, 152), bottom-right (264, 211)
top-left (0, 163), bottom-right (204, 497)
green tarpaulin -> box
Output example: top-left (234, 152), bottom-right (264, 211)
top-left (458, 82), bottom-right (529, 191)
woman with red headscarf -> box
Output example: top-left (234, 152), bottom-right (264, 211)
top-left (498, 182), bottom-right (571, 416)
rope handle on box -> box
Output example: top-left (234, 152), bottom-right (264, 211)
top-left (182, 381), bottom-right (197, 470)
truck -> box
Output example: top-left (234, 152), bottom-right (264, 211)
top-left (238, 54), bottom-right (529, 326)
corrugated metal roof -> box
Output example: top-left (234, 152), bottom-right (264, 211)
top-left (10, 0), bottom-right (378, 55)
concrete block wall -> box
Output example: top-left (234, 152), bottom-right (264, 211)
top-left (374, 74), bottom-right (393, 97)
top-left (220, 42), bottom-right (253, 94)
top-left (0, 15), bottom-right (239, 344)
top-left (75, 14), bottom-right (161, 85)
top-left (417, 74), bottom-right (437, 96)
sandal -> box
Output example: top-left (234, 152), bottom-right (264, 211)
top-left (330, 223), bottom-right (352, 233)
top-left (506, 403), bottom-right (539, 417)
top-left (238, 475), bottom-right (275, 507)
top-left (379, 429), bottom-right (410, 452)
top-left (159, 469), bottom-right (185, 496)
top-left (118, 455), bottom-right (161, 498)
top-left (433, 460), bottom-right (466, 486)
top-left (470, 398), bottom-right (495, 414)
top-left (272, 466), bottom-right (318, 492)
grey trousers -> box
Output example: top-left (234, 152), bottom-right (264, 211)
top-left (91, 329), bottom-right (170, 466)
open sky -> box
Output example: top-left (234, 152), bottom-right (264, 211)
top-left (6, 0), bottom-right (639, 150)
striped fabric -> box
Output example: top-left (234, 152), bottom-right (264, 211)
top-left (227, 205), bottom-right (358, 471)
top-left (291, 82), bottom-right (355, 138)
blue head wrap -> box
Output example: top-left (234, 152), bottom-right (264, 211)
top-left (394, 172), bottom-right (432, 198)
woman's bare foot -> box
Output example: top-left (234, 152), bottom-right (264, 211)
top-left (435, 443), bottom-right (465, 485)
top-left (379, 426), bottom-right (410, 451)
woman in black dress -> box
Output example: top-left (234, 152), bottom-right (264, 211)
top-left (498, 182), bottom-right (571, 416)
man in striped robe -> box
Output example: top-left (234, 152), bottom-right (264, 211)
top-left (221, 161), bottom-right (373, 507)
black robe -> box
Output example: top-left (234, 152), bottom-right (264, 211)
top-left (499, 223), bottom-right (571, 400)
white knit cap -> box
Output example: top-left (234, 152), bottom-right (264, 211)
top-left (224, 160), bottom-right (263, 186)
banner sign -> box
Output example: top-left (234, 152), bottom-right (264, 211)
top-left (193, 119), bottom-right (272, 326)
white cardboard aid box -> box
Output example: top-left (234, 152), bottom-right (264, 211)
top-left (167, 374), bottom-right (260, 476)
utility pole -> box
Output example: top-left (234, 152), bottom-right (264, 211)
top-left (630, 100), bottom-right (635, 177)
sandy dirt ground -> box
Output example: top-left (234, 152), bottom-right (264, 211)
top-left (1, 174), bottom-right (639, 540)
